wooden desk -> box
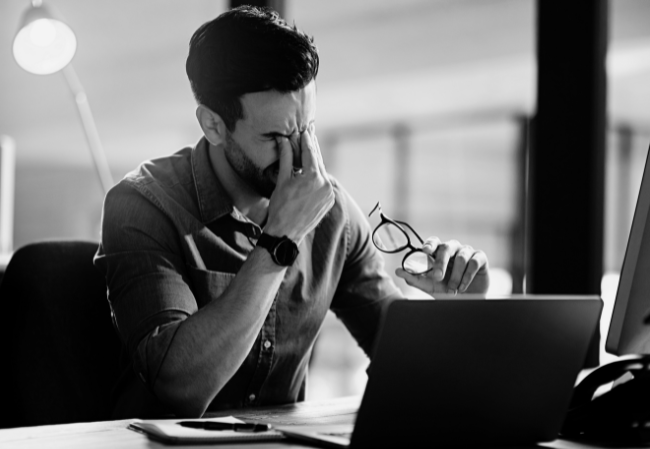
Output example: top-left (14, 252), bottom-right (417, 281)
top-left (0, 396), bottom-right (359, 449)
top-left (0, 396), bottom-right (634, 449)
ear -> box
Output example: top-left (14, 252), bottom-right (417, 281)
top-left (196, 105), bottom-right (228, 146)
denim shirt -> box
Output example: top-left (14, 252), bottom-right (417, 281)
top-left (94, 138), bottom-right (403, 417)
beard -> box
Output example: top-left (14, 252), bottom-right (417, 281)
top-left (223, 131), bottom-right (278, 199)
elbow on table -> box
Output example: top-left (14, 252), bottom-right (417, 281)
top-left (154, 379), bottom-right (212, 418)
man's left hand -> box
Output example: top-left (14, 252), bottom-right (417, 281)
top-left (395, 237), bottom-right (490, 296)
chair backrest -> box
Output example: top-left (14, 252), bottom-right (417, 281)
top-left (0, 240), bottom-right (121, 428)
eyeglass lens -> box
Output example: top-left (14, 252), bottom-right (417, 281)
top-left (403, 251), bottom-right (431, 275)
top-left (372, 222), bottom-right (409, 251)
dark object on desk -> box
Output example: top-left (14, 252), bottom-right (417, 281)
top-left (179, 421), bottom-right (272, 432)
top-left (562, 355), bottom-right (650, 445)
top-left (0, 240), bottom-right (121, 428)
top-left (278, 296), bottom-right (602, 449)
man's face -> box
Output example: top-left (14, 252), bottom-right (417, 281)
top-left (222, 80), bottom-right (317, 199)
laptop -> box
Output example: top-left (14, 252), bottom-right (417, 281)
top-left (277, 295), bottom-right (602, 448)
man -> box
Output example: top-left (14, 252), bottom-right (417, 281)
top-left (94, 6), bottom-right (490, 419)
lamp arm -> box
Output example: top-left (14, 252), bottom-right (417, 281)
top-left (62, 64), bottom-right (114, 194)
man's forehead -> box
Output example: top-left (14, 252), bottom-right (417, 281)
top-left (239, 81), bottom-right (316, 132)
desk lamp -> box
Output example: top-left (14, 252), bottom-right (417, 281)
top-left (12, 0), bottom-right (114, 194)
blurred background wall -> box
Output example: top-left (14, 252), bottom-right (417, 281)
top-left (1, 0), bottom-right (650, 400)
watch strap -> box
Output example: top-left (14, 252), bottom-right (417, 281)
top-left (257, 232), bottom-right (278, 252)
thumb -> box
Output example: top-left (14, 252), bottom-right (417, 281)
top-left (277, 137), bottom-right (293, 183)
top-left (395, 268), bottom-right (430, 292)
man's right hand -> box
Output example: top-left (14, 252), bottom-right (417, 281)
top-left (265, 126), bottom-right (335, 244)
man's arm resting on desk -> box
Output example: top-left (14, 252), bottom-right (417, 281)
top-left (96, 190), bottom-right (289, 418)
top-left (152, 246), bottom-right (286, 417)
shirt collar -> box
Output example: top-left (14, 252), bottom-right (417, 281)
top-left (191, 137), bottom-right (234, 224)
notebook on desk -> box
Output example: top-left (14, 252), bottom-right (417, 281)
top-left (128, 415), bottom-right (285, 444)
top-left (278, 295), bottom-right (602, 448)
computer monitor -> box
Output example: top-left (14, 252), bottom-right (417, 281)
top-left (606, 143), bottom-right (650, 356)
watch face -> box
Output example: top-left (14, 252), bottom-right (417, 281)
top-left (276, 239), bottom-right (299, 265)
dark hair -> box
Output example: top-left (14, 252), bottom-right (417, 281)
top-left (186, 6), bottom-right (319, 131)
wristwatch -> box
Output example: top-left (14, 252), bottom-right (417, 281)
top-left (257, 233), bottom-right (299, 266)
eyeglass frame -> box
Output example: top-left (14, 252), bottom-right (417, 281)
top-left (368, 202), bottom-right (433, 275)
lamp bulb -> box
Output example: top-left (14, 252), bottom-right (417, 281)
top-left (13, 18), bottom-right (77, 75)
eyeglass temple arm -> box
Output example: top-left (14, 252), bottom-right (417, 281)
top-left (369, 202), bottom-right (425, 245)
top-left (368, 202), bottom-right (381, 217)
top-left (395, 220), bottom-right (426, 245)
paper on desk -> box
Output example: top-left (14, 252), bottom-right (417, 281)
top-left (128, 416), bottom-right (285, 444)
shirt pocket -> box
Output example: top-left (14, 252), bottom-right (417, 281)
top-left (186, 265), bottom-right (236, 309)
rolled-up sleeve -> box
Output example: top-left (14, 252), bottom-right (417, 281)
top-left (330, 189), bottom-right (404, 358)
top-left (94, 182), bottom-right (197, 385)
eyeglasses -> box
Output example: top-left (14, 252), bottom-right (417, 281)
top-left (368, 202), bottom-right (432, 275)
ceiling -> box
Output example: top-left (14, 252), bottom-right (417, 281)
top-left (1, 0), bottom-right (650, 172)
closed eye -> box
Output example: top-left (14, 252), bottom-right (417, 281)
top-left (262, 132), bottom-right (292, 140)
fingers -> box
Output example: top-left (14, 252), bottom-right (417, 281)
top-left (309, 125), bottom-right (328, 178)
top-left (288, 134), bottom-right (302, 170)
top-left (299, 129), bottom-right (318, 174)
top-left (423, 237), bottom-right (458, 282)
top-left (446, 246), bottom-right (475, 293)
top-left (298, 127), bottom-right (334, 214)
top-left (411, 236), bottom-right (489, 294)
top-left (395, 267), bottom-right (432, 293)
top-left (422, 236), bottom-right (441, 256)
top-left (298, 126), bottom-right (329, 178)
top-left (428, 239), bottom-right (488, 294)
top-left (276, 137), bottom-right (293, 183)
top-left (456, 250), bottom-right (489, 293)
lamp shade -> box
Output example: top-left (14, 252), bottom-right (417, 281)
top-left (13, 1), bottom-right (77, 75)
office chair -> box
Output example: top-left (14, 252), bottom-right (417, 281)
top-left (0, 240), bottom-right (121, 428)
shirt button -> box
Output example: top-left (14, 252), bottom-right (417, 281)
top-left (263, 340), bottom-right (272, 350)
top-left (249, 393), bottom-right (256, 402)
